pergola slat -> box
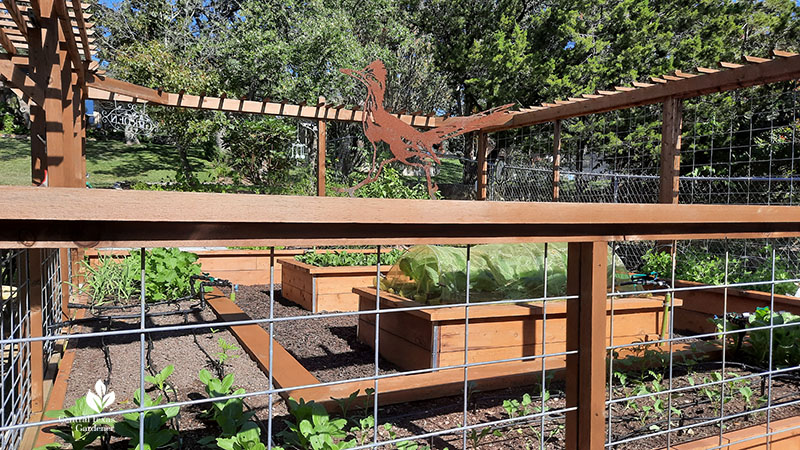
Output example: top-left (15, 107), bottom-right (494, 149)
top-left (0, 56), bottom-right (43, 104)
top-left (84, 80), bottom-right (443, 127)
top-left (54, 0), bottom-right (83, 72)
top-left (0, 26), bottom-right (16, 54)
top-left (2, 0), bottom-right (27, 39)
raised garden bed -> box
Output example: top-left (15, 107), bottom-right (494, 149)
top-left (674, 280), bottom-right (800, 334)
top-left (353, 287), bottom-right (682, 371)
top-left (280, 257), bottom-right (390, 313)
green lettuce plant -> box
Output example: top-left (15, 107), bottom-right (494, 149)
top-left (295, 249), bottom-right (404, 268)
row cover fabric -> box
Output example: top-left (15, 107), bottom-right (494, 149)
top-left (381, 243), bottom-right (640, 305)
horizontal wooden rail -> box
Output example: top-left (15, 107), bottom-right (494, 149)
top-left (85, 74), bottom-right (442, 127)
top-left (3, 187), bottom-right (800, 248)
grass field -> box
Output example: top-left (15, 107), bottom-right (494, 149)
top-left (0, 137), bottom-right (214, 187)
top-left (0, 136), bottom-right (467, 190)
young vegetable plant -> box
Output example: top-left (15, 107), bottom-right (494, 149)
top-left (197, 369), bottom-right (265, 449)
top-left (278, 398), bottom-right (352, 450)
top-left (113, 389), bottom-right (180, 450)
top-left (35, 396), bottom-right (110, 450)
top-left (145, 365), bottom-right (175, 393)
top-left (215, 422), bottom-right (266, 450)
top-left (130, 248), bottom-right (203, 301)
top-left (215, 338), bottom-right (241, 374)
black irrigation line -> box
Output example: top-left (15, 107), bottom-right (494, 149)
top-left (48, 277), bottom-right (233, 330)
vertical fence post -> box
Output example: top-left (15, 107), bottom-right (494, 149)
top-left (317, 96), bottom-right (327, 197)
top-left (566, 241), bottom-right (607, 450)
top-left (28, 249), bottom-right (44, 413)
top-left (553, 120), bottom-right (562, 201)
top-left (476, 131), bottom-right (488, 200)
top-left (659, 97), bottom-right (683, 204)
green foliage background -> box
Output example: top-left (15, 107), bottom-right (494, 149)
top-left (88, 0), bottom-right (800, 194)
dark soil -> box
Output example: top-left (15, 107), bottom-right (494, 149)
top-left (61, 297), bottom-right (286, 450)
top-left (54, 284), bottom-right (800, 449)
top-left (235, 285), bottom-right (401, 383)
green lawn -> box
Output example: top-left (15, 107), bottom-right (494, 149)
top-left (0, 137), bottom-right (214, 187)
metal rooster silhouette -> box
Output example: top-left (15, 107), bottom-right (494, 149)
top-left (339, 60), bottom-right (513, 199)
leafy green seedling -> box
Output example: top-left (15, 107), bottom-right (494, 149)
top-left (145, 365), bottom-right (175, 393)
top-left (113, 389), bottom-right (179, 450)
top-left (35, 396), bottom-right (108, 450)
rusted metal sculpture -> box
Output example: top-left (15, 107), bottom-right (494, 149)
top-left (340, 60), bottom-right (513, 199)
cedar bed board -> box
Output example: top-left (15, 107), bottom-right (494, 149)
top-left (352, 287), bottom-right (681, 321)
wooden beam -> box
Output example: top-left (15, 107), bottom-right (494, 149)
top-left (28, 249), bottom-right (44, 412)
top-left (476, 131), bottom-right (488, 200)
top-left (485, 54), bottom-right (800, 132)
top-left (658, 97), bottom-right (683, 204)
top-left (86, 72), bottom-right (166, 103)
top-left (28, 0), bottom-right (42, 21)
top-left (0, 27), bottom-right (16, 54)
top-left (317, 96), bottom-right (326, 197)
top-left (7, 187), bottom-right (800, 248)
top-left (54, 0), bottom-right (83, 76)
top-left (27, 25), bottom-right (47, 185)
top-left (552, 120), bottom-right (561, 201)
top-left (85, 83), bottom-right (442, 127)
top-left (2, 0), bottom-right (27, 39)
top-left (0, 57), bottom-right (44, 105)
top-left (565, 241), bottom-right (607, 450)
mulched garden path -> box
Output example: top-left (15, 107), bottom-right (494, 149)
top-left (52, 284), bottom-right (800, 449)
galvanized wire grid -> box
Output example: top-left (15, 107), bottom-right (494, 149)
top-left (3, 240), bottom-right (800, 448)
top-left (0, 250), bottom-right (31, 450)
top-left (1, 244), bottom-right (582, 449)
top-left (487, 83), bottom-right (799, 206)
top-left (605, 238), bottom-right (800, 449)
top-left (40, 249), bottom-right (62, 363)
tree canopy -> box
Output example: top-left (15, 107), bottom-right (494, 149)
top-left (91, 0), bottom-right (800, 189)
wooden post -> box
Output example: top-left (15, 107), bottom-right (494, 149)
top-left (566, 241), bottom-right (608, 450)
top-left (28, 249), bottom-right (44, 413)
top-left (317, 96), bottom-right (326, 197)
top-left (476, 131), bottom-right (488, 200)
top-left (552, 120), bottom-right (562, 201)
top-left (658, 97), bottom-right (683, 204)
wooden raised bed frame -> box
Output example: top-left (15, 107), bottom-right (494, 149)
top-left (674, 280), bottom-right (800, 334)
top-left (354, 287), bottom-right (682, 371)
top-left (280, 258), bottom-right (389, 313)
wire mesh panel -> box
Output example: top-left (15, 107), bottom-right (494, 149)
top-left (40, 249), bottom-right (62, 363)
top-left (605, 238), bottom-right (800, 449)
top-left (0, 250), bottom-right (30, 450)
top-left (488, 106), bottom-right (663, 203)
top-left (2, 237), bottom-right (800, 449)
